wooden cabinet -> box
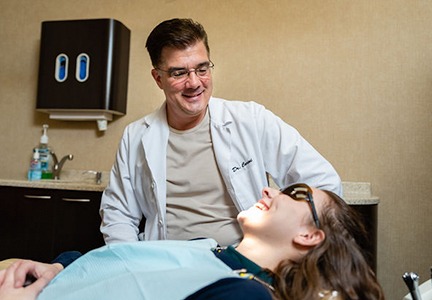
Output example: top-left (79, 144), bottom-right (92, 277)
top-left (0, 186), bottom-right (105, 262)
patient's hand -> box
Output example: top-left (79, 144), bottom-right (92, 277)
top-left (0, 260), bottom-right (57, 300)
top-left (9, 259), bottom-right (63, 288)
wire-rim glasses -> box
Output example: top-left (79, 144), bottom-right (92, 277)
top-left (157, 61), bottom-right (214, 82)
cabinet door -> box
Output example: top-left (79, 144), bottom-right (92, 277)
top-left (0, 186), bottom-right (55, 262)
top-left (52, 190), bottom-right (105, 258)
top-left (349, 204), bottom-right (378, 273)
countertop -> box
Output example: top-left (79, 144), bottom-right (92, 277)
top-left (0, 170), bottom-right (109, 192)
top-left (341, 182), bottom-right (380, 205)
top-left (0, 171), bottom-right (379, 205)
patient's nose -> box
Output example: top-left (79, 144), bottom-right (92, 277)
top-left (262, 187), bottom-right (276, 199)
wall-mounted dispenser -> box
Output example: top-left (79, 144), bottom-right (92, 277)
top-left (36, 19), bottom-right (131, 130)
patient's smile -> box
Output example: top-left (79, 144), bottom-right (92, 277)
top-left (255, 200), bottom-right (269, 211)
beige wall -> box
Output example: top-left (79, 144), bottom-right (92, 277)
top-left (1, 0), bottom-right (431, 298)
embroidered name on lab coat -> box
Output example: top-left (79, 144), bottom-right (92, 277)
top-left (232, 158), bottom-right (253, 173)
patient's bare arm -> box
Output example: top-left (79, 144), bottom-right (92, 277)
top-left (0, 260), bottom-right (58, 300)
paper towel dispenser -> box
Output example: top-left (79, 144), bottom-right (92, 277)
top-left (36, 18), bottom-right (130, 127)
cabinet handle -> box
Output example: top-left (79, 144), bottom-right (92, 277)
top-left (62, 198), bottom-right (91, 203)
top-left (24, 195), bottom-right (51, 199)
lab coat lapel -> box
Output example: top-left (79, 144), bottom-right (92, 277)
top-left (208, 99), bottom-right (238, 209)
top-left (141, 104), bottom-right (169, 206)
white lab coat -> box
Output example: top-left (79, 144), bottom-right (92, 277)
top-left (100, 97), bottom-right (342, 244)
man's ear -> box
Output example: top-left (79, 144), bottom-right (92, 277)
top-left (293, 229), bottom-right (325, 247)
top-left (151, 69), bottom-right (164, 90)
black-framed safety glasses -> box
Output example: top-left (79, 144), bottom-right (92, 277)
top-left (280, 183), bottom-right (320, 229)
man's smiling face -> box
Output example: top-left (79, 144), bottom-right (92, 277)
top-left (151, 40), bottom-right (213, 130)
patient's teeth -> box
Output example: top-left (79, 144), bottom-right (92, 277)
top-left (255, 202), bottom-right (269, 211)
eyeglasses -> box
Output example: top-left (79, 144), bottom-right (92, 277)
top-left (280, 183), bottom-right (320, 229)
top-left (157, 61), bottom-right (214, 82)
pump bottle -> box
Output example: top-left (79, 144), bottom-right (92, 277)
top-left (28, 150), bottom-right (42, 181)
top-left (35, 124), bottom-right (53, 179)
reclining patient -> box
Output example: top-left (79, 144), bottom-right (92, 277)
top-left (0, 184), bottom-right (385, 300)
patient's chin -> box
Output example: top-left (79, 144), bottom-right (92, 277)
top-left (237, 206), bottom-right (262, 226)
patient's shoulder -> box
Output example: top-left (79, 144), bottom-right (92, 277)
top-left (185, 277), bottom-right (273, 300)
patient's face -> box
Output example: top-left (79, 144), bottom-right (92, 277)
top-left (238, 187), bottom-right (325, 244)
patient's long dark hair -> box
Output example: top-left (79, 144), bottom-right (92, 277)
top-left (271, 191), bottom-right (385, 300)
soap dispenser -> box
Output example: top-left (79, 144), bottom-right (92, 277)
top-left (35, 124), bottom-right (53, 179)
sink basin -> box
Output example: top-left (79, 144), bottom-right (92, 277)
top-left (403, 279), bottom-right (432, 300)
